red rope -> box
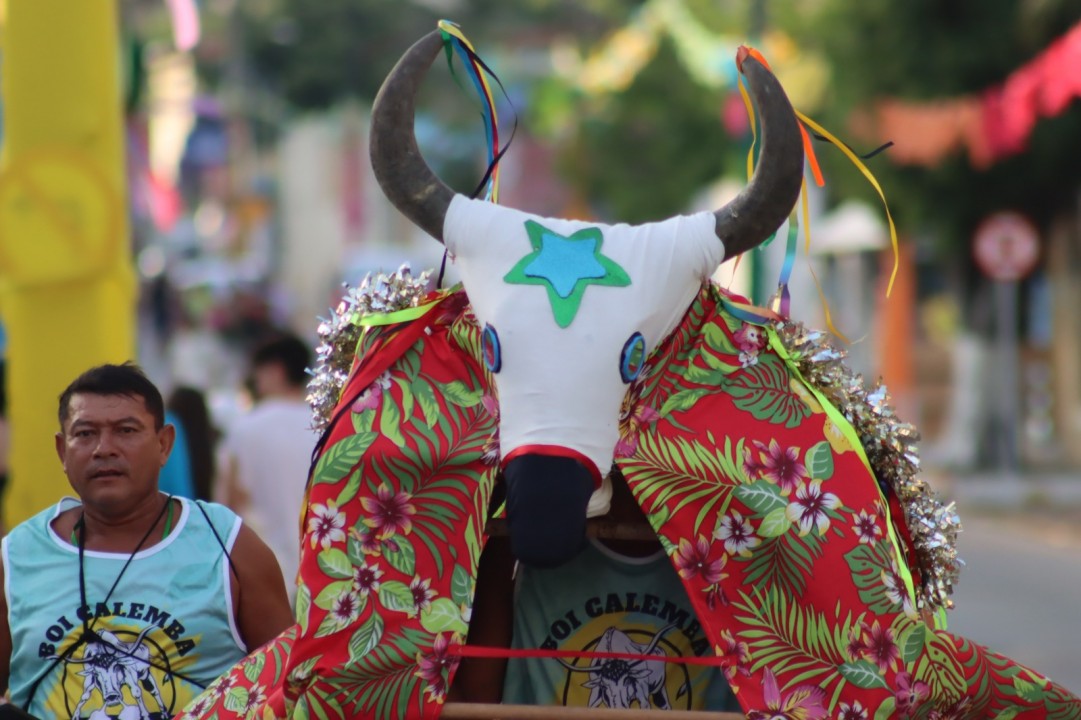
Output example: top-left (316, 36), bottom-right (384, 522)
top-left (452, 645), bottom-right (732, 668)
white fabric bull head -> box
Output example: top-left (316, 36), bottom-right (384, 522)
top-left (369, 30), bottom-right (804, 567)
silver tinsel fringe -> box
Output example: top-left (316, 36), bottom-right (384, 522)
top-left (306, 264), bottom-right (433, 431)
top-left (774, 320), bottom-right (963, 612)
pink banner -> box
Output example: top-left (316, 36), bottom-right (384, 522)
top-left (165, 0), bottom-right (201, 51)
top-left (869, 19), bottom-right (1081, 168)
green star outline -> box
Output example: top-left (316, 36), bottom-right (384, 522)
top-left (503, 220), bottom-right (631, 328)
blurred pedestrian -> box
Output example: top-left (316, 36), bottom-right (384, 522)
top-left (167, 386), bottom-right (219, 502)
top-left (158, 408), bottom-right (196, 499)
top-left (216, 333), bottom-right (317, 602)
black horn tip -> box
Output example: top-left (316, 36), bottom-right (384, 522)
top-left (714, 49), bottom-right (804, 257)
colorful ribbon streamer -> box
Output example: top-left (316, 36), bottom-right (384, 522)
top-left (438, 20), bottom-right (507, 203)
top-left (735, 45), bottom-right (898, 339)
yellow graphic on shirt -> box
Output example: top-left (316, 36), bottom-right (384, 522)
top-left (41, 621), bottom-right (202, 720)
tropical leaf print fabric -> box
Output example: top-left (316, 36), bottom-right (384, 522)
top-left (618, 284), bottom-right (1081, 720)
top-left (178, 292), bottom-right (499, 720)
top-left (177, 285), bottom-right (1081, 720)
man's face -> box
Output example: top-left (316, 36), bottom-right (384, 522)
top-left (55, 393), bottom-right (174, 512)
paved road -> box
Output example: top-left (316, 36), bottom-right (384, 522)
top-left (945, 513), bottom-right (1081, 694)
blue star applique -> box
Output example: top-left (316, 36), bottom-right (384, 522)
top-left (504, 220), bottom-right (631, 328)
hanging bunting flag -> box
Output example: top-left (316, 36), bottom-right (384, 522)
top-left (165, 0), bottom-right (201, 52)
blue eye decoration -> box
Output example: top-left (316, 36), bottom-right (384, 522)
top-left (482, 324), bottom-right (502, 373)
top-left (620, 332), bottom-right (646, 383)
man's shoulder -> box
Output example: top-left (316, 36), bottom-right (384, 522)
top-left (3, 500), bottom-right (70, 561)
top-left (6, 500), bottom-right (67, 537)
top-left (181, 498), bottom-right (241, 535)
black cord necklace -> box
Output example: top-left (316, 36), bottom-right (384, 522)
top-left (75, 495), bottom-right (172, 634)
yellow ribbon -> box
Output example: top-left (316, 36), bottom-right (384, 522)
top-left (795, 110), bottom-right (900, 296)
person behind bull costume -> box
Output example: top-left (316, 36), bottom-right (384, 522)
top-left (173, 21), bottom-right (1081, 720)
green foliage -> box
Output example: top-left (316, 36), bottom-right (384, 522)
top-left (240, 0), bottom-right (442, 110)
top-left (556, 37), bottom-right (735, 222)
top-left (235, 0), bottom-right (637, 110)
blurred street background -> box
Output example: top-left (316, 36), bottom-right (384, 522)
top-left (2, 0), bottom-right (1081, 693)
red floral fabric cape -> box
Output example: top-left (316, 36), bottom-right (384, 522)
top-left (176, 286), bottom-right (1081, 720)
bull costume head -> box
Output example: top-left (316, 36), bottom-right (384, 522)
top-left (172, 23), bottom-right (1081, 720)
top-left (369, 30), bottom-right (803, 567)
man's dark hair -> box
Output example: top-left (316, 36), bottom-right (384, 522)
top-left (58, 362), bottom-right (165, 430)
top-left (252, 333), bottom-right (311, 388)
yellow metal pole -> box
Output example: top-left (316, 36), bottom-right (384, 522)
top-left (0, 0), bottom-right (136, 527)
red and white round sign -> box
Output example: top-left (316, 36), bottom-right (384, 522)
top-left (972, 212), bottom-right (1040, 282)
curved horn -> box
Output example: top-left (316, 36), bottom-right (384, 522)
top-left (370, 30), bottom-right (454, 243)
top-left (714, 50), bottom-right (805, 257)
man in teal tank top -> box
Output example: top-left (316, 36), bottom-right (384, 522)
top-left (0, 363), bottom-right (295, 719)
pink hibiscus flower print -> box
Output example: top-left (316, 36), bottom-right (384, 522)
top-left (853, 509), bottom-right (882, 545)
top-left (785, 480), bottom-right (841, 536)
top-left (882, 561), bottom-right (915, 616)
top-left (307, 500), bottom-right (347, 550)
top-left (209, 672), bottom-right (237, 701)
top-left (415, 632), bottom-right (460, 703)
top-left (352, 371), bottom-right (393, 412)
top-left (704, 582), bottom-right (730, 610)
top-left (717, 629), bottom-right (752, 685)
top-left (734, 323), bottom-right (768, 353)
top-left (846, 623), bottom-right (869, 662)
top-left (361, 485), bottom-right (417, 540)
top-left (865, 620), bottom-right (900, 672)
top-left (760, 439), bottom-right (807, 495)
top-left (734, 324), bottom-right (768, 367)
top-left (715, 511), bottom-right (761, 557)
top-left (674, 535), bottom-right (726, 584)
top-left (837, 700), bottom-right (868, 720)
top-left (928, 697), bottom-right (972, 720)
top-left (184, 693), bottom-right (213, 717)
top-left (349, 525), bottom-right (382, 555)
top-left (742, 445), bottom-right (764, 481)
top-left (434, 292), bottom-right (468, 326)
top-left (746, 669), bottom-right (827, 720)
top-left (352, 562), bottom-right (383, 597)
top-left (241, 683), bottom-right (267, 719)
top-left (329, 589), bottom-right (362, 630)
top-left (894, 671), bottom-right (930, 718)
top-left (615, 379), bottom-right (660, 458)
top-left (410, 576), bottom-right (435, 615)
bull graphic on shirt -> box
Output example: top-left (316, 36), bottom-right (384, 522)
top-left (560, 624), bottom-right (678, 710)
top-left (57, 626), bottom-right (169, 720)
